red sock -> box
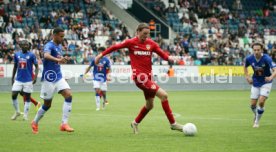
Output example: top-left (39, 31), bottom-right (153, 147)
top-left (135, 106), bottom-right (150, 123)
top-left (99, 91), bottom-right (103, 98)
top-left (30, 97), bottom-right (38, 106)
top-left (161, 100), bottom-right (175, 124)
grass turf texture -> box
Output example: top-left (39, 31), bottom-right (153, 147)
top-left (0, 90), bottom-right (276, 152)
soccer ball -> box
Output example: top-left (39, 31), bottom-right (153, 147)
top-left (182, 123), bottom-right (197, 136)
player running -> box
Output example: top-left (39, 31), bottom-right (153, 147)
top-left (31, 27), bottom-right (74, 134)
top-left (94, 23), bottom-right (184, 134)
top-left (244, 42), bottom-right (276, 128)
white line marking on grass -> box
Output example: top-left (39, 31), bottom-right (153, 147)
top-left (185, 116), bottom-right (247, 121)
top-left (72, 113), bottom-right (247, 121)
top-left (173, 113), bottom-right (181, 118)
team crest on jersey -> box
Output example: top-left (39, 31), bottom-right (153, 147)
top-left (151, 84), bottom-right (156, 90)
top-left (146, 44), bottom-right (151, 50)
top-left (26, 56), bottom-right (30, 59)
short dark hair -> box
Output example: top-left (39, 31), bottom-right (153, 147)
top-left (53, 27), bottom-right (64, 35)
top-left (252, 42), bottom-right (263, 49)
top-left (98, 47), bottom-right (106, 52)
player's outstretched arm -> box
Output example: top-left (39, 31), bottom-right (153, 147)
top-left (33, 64), bottom-right (39, 84)
top-left (94, 53), bottom-right (103, 65)
top-left (168, 56), bottom-right (180, 63)
top-left (84, 66), bottom-right (92, 75)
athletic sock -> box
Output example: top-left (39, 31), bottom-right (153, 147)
top-left (95, 93), bottom-right (100, 109)
top-left (24, 101), bottom-right (31, 117)
top-left (12, 99), bottom-right (20, 113)
top-left (33, 105), bottom-right (49, 124)
top-left (255, 107), bottom-right (264, 123)
top-left (62, 96), bottom-right (72, 124)
top-left (135, 106), bottom-right (150, 123)
top-left (161, 100), bottom-right (175, 124)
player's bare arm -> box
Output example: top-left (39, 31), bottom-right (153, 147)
top-left (168, 56), bottom-right (180, 63)
top-left (84, 66), bottom-right (92, 75)
top-left (44, 52), bottom-right (67, 64)
top-left (94, 53), bottom-right (103, 65)
top-left (244, 66), bottom-right (253, 84)
top-left (11, 63), bottom-right (18, 85)
top-left (33, 64), bottom-right (39, 84)
top-left (265, 67), bottom-right (276, 82)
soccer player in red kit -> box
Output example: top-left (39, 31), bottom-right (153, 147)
top-left (94, 23), bottom-right (183, 134)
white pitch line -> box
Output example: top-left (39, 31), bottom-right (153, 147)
top-left (0, 111), bottom-right (248, 121)
top-left (72, 113), bottom-right (247, 121)
top-left (173, 113), bottom-right (181, 118)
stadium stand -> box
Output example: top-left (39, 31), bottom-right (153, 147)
top-left (0, 0), bottom-right (275, 65)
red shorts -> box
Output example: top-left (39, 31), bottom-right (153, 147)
top-left (134, 75), bottom-right (159, 99)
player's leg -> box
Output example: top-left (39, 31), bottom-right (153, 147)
top-left (156, 87), bottom-right (183, 132)
top-left (131, 78), bottom-right (156, 134)
top-left (20, 90), bottom-right (25, 104)
top-left (58, 79), bottom-right (74, 132)
top-left (250, 85), bottom-right (259, 116)
top-left (250, 85), bottom-right (260, 127)
top-left (22, 81), bottom-right (34, 120)
top-left (95, 88), bottom-right (101, 110)
top-left (32, 99), bottom-right (52, 134)
top-left (11, 81), bottom-right (23, 120)
top-left (93, 80), bottom-right (101, 111)
top-left (21, 90), bottom-right (39, 107)
top-left (22, 92), bottom-right (31, 120)
top-left (31, 81), bottom-right (55, 134)
top-left (11, 91), bottom-right (21, 120)
top-left (254, 96), bottom-right (266, 127)
top-left (101, 81), bottom-right (108, 108)
top-left (31, 97), bottom-right (41, 111)
top-left (131, 97), bottom-right (154, 134)
top-left (254, 83), bottom-right (272, 127)
top-left (250, 99), bottom-right (258, 121)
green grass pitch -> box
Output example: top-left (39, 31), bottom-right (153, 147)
top-left (0, 90), bottom-right (276, 152)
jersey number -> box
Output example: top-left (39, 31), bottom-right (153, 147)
top-left (255, 68), bottom-right (264, 76)
top-left (19, 61), bottom-right (27, 69)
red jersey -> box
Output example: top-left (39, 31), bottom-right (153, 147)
top-left (102, 37), bottom-right (169, 78)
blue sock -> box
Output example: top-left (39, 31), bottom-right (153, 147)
top-left (42, 105), bottom-right (50, 111)
top-left (65, 96), bottom-right (72, 103)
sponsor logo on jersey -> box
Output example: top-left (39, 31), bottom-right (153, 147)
top-left (146, 44), bottom-right (151, 50)
top-left (19, 60), bottom-right (27, 69)
top-left (151, 84), bottom-right (156, 90)
top-left (134, 51), bottom-right (151, 56)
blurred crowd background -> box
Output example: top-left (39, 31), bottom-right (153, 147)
top-left (0, 0), bottom-right (275, 66)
